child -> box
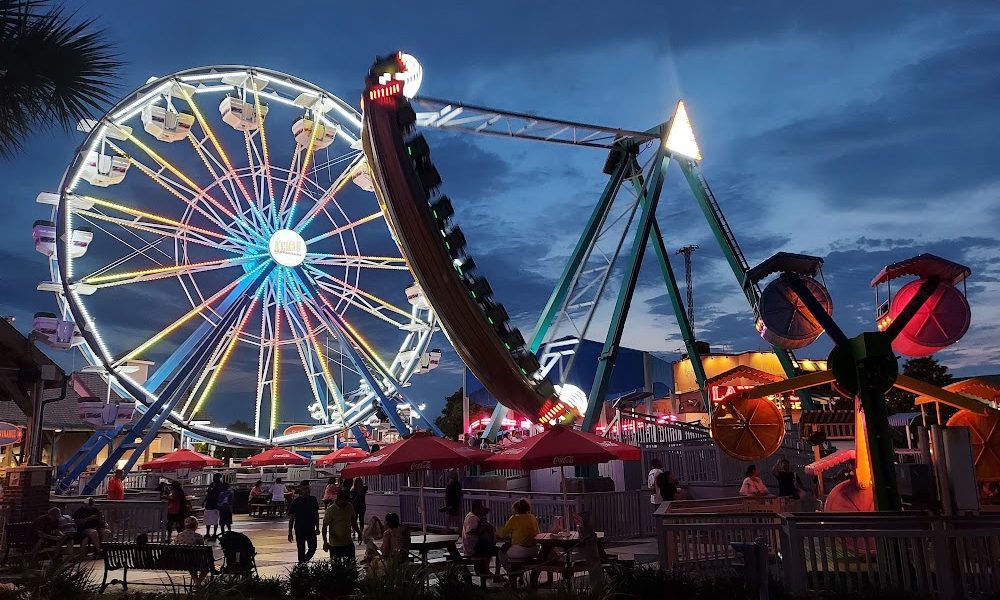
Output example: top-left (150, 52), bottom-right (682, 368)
top-left (360, 515), bottom-right (385, 565)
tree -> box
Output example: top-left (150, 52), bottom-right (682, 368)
top-left (887, 356), bottom-right (954, 416)
top-left (0, 0), bottom-right (120, 158)
top-left (212, 419), bottom-right (257, 463)
top-left (435, 388), bottom-right (485, 439)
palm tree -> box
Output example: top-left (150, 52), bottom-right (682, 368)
top-left (0, 0), bottom-right (120, 158)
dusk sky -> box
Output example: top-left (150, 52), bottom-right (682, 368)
top-left (3, 1), bottom-right (998, 430)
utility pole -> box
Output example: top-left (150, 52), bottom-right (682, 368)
top-left (676, 245), bottom-right (699, 337)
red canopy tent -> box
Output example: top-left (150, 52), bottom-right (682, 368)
top-left (482, 425), bottom-right (641, 470)
top-left (140, 448), bottom-right (223, 471)
top-left (483, 426), bottom-right (641, 529)
top-left (341, 432), bottom-right (491, 535)
top-left (242, 447), bottom-right (309, 467)
top-left (315, 446), bottom-right (369, 467)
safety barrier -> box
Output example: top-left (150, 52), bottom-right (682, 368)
top-left (50, 498), bottom-right (168, 542)
top-left (657, 511), bottom-right (1000, 600)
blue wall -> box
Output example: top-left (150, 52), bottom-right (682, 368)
top-left (466, 338), bottom-right (672, 410)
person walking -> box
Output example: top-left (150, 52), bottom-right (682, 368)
top-left (740, 465), bottom-right (770, 497)
top-left (287, 481), bottom-right (320, 563)
top-left (647, 459), bottom-right (664, 509)
top-left (218, 481), bottom-right (235, 534)
top-left (322, 477), bottom-right (338, 507)
top-left (443, 471), bottom-right (463, 533)
top-left (322, 489), bottom-right (360, 562)
top-left (107, 469), bottom-right (125, 501)
top-left (351, 477), bottom-right (368, 542)
top-left (166, 481), bottom-right (189, 542)
top-left (203, 473), bottom-right (223, 541)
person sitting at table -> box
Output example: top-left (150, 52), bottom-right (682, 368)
top-left (496, 498), bottom-right (539, 571)
top-left (361, 515), bottom-right (385, 565)
top-left (73, 497), bottom-right (111, 557)
top-left (380, 512), bottom-right (410, 563)
top-left (462, 500), bottom-right (498, 575)
top-left (249, 480), bottom-right (267, 504)
top-left (269, 478), bottom-right (288, 503)
top-left (32, 507), bottom-right (69, 563)
top-left (739, 465), bottom-right (770, 497)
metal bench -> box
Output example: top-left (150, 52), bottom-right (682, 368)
top-left (2, 522), bottom-right (39, 564)
top-left (100, 542), bottom-right (216, 592)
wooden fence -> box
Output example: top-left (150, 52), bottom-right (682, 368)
top-left (658, 511), bottom-right (1000, 600)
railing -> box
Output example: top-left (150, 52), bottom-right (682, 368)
top-left (398, 487), bottom-right (654, 540)
top-left (642, 440), bottom-right (811, 487)
top-left (656, 511), bottom-right (1000, 600)
top-left (50, 498), bottom-right (168, 542)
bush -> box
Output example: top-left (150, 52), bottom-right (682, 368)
top-left (359, 558), bottom-right (427, 600)
top-left (0, 560), bottom-right (98, 600)
top-left (286, 558), bottom-right (359, 599)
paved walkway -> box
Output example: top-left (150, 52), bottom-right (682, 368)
top-left (83, 514), bottom-right (657, 590)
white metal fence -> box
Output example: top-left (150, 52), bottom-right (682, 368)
top-left (658, 511), bottom-right (1000, 600)
top-left (398, 487), bottom-right (655, 539)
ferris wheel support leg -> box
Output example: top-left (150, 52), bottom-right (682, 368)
top-left (625, 157), bottom-right (710, 411)
top-left (350, 426), bottom-right (370, 451)
top-left (583, 142), bottom-right (670, 434)
top-left (483, 404), bottom-right (509, 443)
top-left (677, 161), bottom-right (816, 410)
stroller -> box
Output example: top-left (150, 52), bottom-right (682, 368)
top-left (219, 531), bottom-right (257, 578)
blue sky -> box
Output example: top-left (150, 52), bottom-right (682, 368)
top-left (3, 1), bottom-right (999, 430)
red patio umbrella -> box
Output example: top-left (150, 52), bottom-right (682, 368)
top-left (341, 432), bottom-right (490, 535)
top-left (482, 425), bottom-right (641, 470)
top-left (315, 446), bottom-right (369, 467)
top-left (242, 447), bottom-right (309, 467)
top-left (140, 448), bottom-right (223, 471)
top-left (483, 426), bottom-right (641, 529)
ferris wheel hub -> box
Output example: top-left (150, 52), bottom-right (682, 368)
top-left (268, 229), bottom-right (307, 267)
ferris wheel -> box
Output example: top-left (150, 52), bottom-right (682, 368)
top-left (36, 66), bottom-right (442, 473)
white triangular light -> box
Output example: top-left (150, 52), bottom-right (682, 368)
top-left (664, 100), bottom-right (701, 161)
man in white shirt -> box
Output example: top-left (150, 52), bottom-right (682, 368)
top-left (461, 500), bottom-right (496, 575)
top-left (269, 478), bottom-right (288, 503)
top-left (648, 459), bottom-right (664, 507)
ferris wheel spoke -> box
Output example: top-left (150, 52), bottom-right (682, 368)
top-left (305, 254), bottom-right (409, 271)
top-left (292, 153), bottom-right (366, 232)
top-left (284, 303), bottom-right (334, 425)
top-left (253, 283), bottom-right (275, 439)
top-left (108, 134), bottom-right (240, 226)
top-left (303, 264), bottom-right (423, 326)
top-left (114, 263), bottom-right (267, 366)
top-left (178, 314), bottom-right (237, 419)
top-left (81, 195), bottom-right (235, 244)
top-left (76, 214), bottom-right (173, 273)
top-left (107, 140), bottom-right (255, 244)
top-left (186, 134), bottom-right (249, 218)
top-left (186, 294), bottom-right (262, 420)
top-left (76, 210), bottom-right (241, 254)
top-left (303, 210), bottom-right (385, 246)
top-left (282, 109), bottom-right (322, 227)
top-left (268, 270), bottom-right (289, 439)
top-left (250, 79), bottom-right (277, 205)
top-left (80, 255), bottom-right (266, 289)
top-left (177, 86), bottom-right (258, 211)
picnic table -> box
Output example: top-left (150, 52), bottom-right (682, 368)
top-left (408, 533), bottom-right (462, 566)
top-left (532, 531), bottom-right (607, 584)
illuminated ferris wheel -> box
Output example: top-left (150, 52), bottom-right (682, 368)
top-left (35, 66), bottom-right (441, 475)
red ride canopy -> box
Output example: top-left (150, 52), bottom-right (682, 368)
top-left (242, 447), bottom-right (310, 467)
top-left (483, 425), bottom-right (641, 471)
top-left (341, 431), bottom-right (490, 478)
top-left (140, 449), bottom-right (223, 471)
top-left (315, 446), bottom-right (369, 467)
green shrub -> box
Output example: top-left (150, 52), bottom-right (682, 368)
top-left (287, 558), bottom-right (358, 599)
top-left (0, 560), bottom-right (98, 600)
top-left (359, 558), bottom-right (427, 600)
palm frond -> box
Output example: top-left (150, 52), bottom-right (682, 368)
top-left (0, 0), bottom-right (121, 158)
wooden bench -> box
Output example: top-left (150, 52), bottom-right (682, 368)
top-left (247, 502), bottom-right (286, 518)
top-left (100, 542), bottom-right (216, 592)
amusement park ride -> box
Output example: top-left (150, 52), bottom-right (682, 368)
top-left (31, 51), bottom-right (999, 505)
